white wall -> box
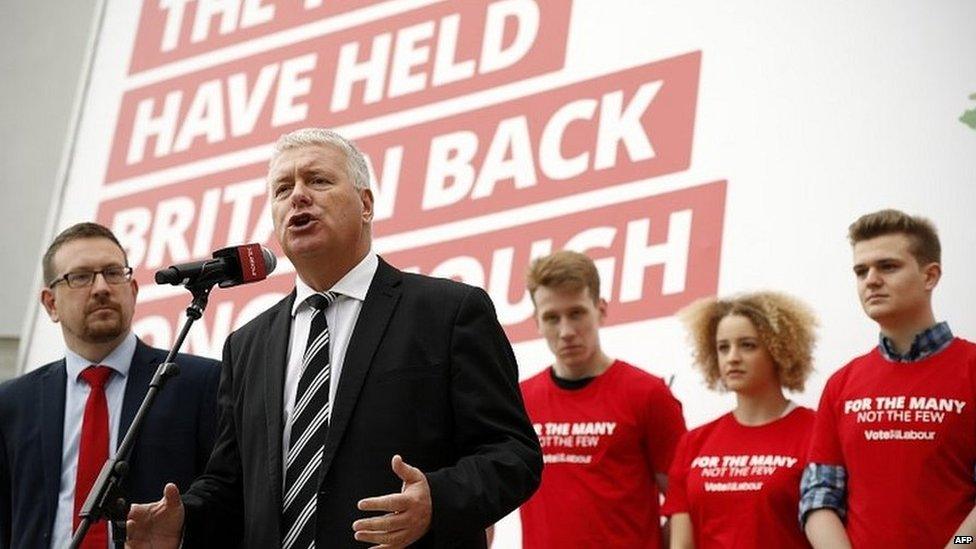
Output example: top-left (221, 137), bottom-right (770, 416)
top-left (0, 0), bottom-right (99, 338)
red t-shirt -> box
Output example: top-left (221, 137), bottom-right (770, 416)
top-left (662, 407), bottom-right (814, 548)
top-left (808, 338), bottom-right (976, 548)
top-left (518, 360), bottom-right (686, 548)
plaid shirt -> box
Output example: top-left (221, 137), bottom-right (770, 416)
top-left (879, 321), bottom-right (954, 362)
top-left (799, 322), bottom-right (955, 526)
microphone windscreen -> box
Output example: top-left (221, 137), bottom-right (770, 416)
top-left (261, 247), bottom-right (278, 275)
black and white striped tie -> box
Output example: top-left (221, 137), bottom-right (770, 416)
top-left (283, 291), bottom-right (339, 549)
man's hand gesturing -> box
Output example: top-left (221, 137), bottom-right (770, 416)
top-left (125, 482), bottom-right (184, 549)
top-left (353, 455), bottom-right (433, 548)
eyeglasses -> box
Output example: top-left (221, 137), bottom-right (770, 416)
top-left (49, 266), bottom-right (134, 289)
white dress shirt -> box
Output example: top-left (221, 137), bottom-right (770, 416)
top-left (52, 331), bottom-right (136, 549)
top-left (282, 251), bottom-right (378, 480)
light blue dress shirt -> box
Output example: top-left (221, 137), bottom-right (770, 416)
top-left (51, 332), bottom-right (136, 549)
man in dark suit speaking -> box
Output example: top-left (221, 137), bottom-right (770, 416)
top-left (127, 128), bottom-right (542, 548)
top-left (0, 222), bottom-right (220, 549)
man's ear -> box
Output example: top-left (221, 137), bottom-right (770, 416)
top-left (597, 298), bottom-right (608, 325)
top-left (529, 294), bottom-right (543, 334)
top-left (40, 288), bottom-right (59, 323)
top-left (923, 262), bottom-right (942, 291)
top-left (360, 188), bottom-right (374, 223)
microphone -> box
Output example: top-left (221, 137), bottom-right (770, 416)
top-left (155, 244), bottom-right (277, 288)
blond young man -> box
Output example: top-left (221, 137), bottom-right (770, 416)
top-left (801, 210), bottom-right (976, 548)
top-left (518, 250), bottom-right (686, 548)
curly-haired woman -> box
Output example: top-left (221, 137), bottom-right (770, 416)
top-left (663, 292), bottom-right (818, 548)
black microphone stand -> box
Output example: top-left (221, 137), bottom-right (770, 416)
top-left (70, 281), bottom-right (214, 549)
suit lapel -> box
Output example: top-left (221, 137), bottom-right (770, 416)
top-left (264, 292), bottom-right (295, 509)
top-left (119, 339), bottom-right (158, 446)
top-left (39, 362), bottom-right (66, 526)
top-left (320, 259), bottom-right (402, 481)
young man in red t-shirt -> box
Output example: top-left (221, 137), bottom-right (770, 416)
top-left (801, 209), bottom-right (976, 548)
top-left (516, 250), bottom-right (686, 548)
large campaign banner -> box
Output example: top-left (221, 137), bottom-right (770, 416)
top-left (20, 1), bottom-right (976, 544)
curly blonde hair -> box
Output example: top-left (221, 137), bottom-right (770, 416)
top-left (677, 291), bottom-right (818, 392)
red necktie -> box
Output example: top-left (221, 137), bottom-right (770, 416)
top-left (74, 365), bottom-right (113, 548)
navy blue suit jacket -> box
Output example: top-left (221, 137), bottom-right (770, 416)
top-left (0, 338), bottom-right (220, 548)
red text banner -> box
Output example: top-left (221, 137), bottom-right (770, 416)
top-left (98, 52), bottom-right (700, 279)
top-left (128, 180), bottom-right (725, 355)
top-left (97, 164), bottom-right (278, 284)
top-left (129, 0), bottom-right (391, 74)
top-left (131, 275), bottom-right (294, 357)
top-left (108, 0), bottom-right (572, 182)
top-left (357, 52), bottom-right (700, 233)
top-left (385, 180), bottom-right (726, 342)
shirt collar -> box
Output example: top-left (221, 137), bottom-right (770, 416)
top-left (65, 331), bottom-right (137, 381)
top-left (291, 251), bottom-right (378, 317)
top-left (878, 321), bottom-right (954, 363)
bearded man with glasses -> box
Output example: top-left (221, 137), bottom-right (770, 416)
top-left (0, 222), bottom-right (222, 549)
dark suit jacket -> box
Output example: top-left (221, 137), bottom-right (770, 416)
top-left (183, 258), bottom-right (542, 548)
top-left (0, 338), bottom-right (220, 549)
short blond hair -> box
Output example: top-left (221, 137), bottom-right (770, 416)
top-left (526, 251), bottom-right (600, 304)
top-left (270, 128), bottom-right (370, 190)
top-left (848, 209), bottom-right (940, 265)
top-left (678, 291), bottom-right (818, 392)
